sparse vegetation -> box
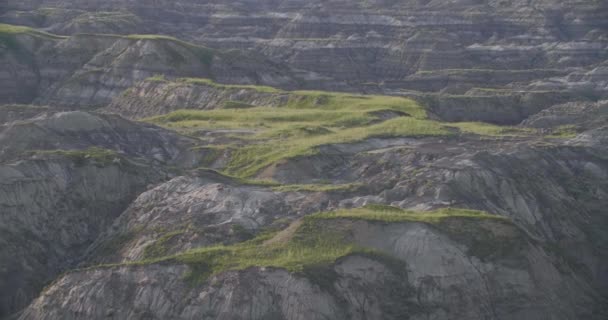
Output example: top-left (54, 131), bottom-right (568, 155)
top-left (31, 147), bottom-right (120, 166)
top-left (448, 122), bottom-right (533, 136)
top-left (222, 117), bottom-right (450, 177)
top-left (173, 218), bottom-right (358, 284)
top-left (311, 204), bottom-right (506, 223)
top-left (546, 125), bottom-right (579, 139)
top-left (272, 183), bottom-right (362, 193)
top-left (178, 78), bottom-right (281, 93)
top-left (147, 88), bottom-right (452, 177)
top-left (147, 80), bottom-right (542, 178)
top-left (0, 23), bottom-right (64, 64)
top-left (125, 35), bottom-right (214, 66)
top-left (143, 230), bottom-right (185, 259)
top-left (0, 23), bottom-right (65, 39)
top-left (146, 74), bottom-right (168, 82)
top-left (223, 101), bottom-right (255, 109)
top-left (85, 205), bottom-right (507, 284)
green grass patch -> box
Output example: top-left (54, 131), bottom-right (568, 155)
top-left (174, 206), bottom-right (505, 283)
top-left (178, 78), bottom-right (281, 93)
top-left (175, 222), bottom-right (358, 284)
top-left (143, 230), bottom-right (186, 259)
top-left (126, 34), bottom-right (188, 41)
top-left (0, 23), bottom-right (64, 63)
top-left (31, 147), bottom-right (120, 166)
top-left (80, 206), bottom-right (514, 284)
top-left (153, 110), bottom-right (447, 178)
top-left (223, 101), bottom-right (255, 109)
top-left (0, 23), bottom-right (65, 39)
top-left (147, 90), bottom-right (447, 178)
top-left (147, 82), bottom-right (532, 178)
top-left (146, 74), bottom-right (168, 82)
top-left (272, 183), bottom-right (362, 193)
top-left (546, 125), bottom-right (579, 139)
top-left (222, 117), bottom-right (450, 177)
top-left (311, 205), bottom-right (506, 224)
top-left (448, 122), bottom-right (533, 136)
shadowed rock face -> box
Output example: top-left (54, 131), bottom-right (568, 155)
top-left (0, 155), bottom-right (167, 316)
top-left (4, 1), bottom-right (608, 72)
top-left (14, 218), bottom-right (604, 320)
top-left (0, 111), bottom-right (201, 165)
top-left (0, 110), bottom-right (213, 315)
top-left (0, 32), bottom-right (300, 108)
top-left (2, 0), bottom-right (608, 112)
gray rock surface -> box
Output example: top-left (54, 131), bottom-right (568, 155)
top-left (0, 154), bottom-right (166, 316)
top-left (2, 0), bottom-right (608, 114)
top-left (0, 111), bottom-right (200, 165)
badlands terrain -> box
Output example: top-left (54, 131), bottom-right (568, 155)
top-left (0, 0), bottom-right (607, 319)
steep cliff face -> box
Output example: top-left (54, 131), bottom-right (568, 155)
top-left (0, 153), bottom-right (167, 316)
top-left (0, 28), bottom-right (300, 108)
top-left (105, 78), bottom-right (293, 119)
top-left (83, 171), bottom-right (330, 265)
top-left (4, 0), bottom-right (608, 88)
top-left (6, 100), bottom-right (606, 319)
top-left (3, 0), bottom-right (608, 110)
top-left (0, 111), bottom-right (200, 165)
top-left (0, 109), bottom-right (216, 316)
top-left (17, 214), bottom-right (605, 320)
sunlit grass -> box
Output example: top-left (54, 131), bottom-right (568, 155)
top-left (177, 77), bottom-right (281, 93)
top-left (0, 23), bottom-right (66, 39)
top-left (312, 204), bottom-right (506, 223)
top-left (272, 183), bottom-right (363, 192)
top-left (146, 78), bottom-right (539, 178)
top-left (447, 122), bottom-right (533, 137)
top-left (79, 205), bottom-right (509, 284)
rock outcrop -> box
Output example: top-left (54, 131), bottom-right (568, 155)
top-left (0, 111), bottom-right (200, 165)
top-left (0, 153), bottom-right (166, 316)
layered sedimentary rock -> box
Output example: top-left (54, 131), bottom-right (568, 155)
top-left (0, 29), bottom-right (299, 108)
top-left (0, 153), bottom-right (166, 316)
top-left (4, 102), bottom-right (605, 319)
top-left (2, 0), bottom-right (608, 109)
top-left (3, 0), bottom-right (608, 87)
